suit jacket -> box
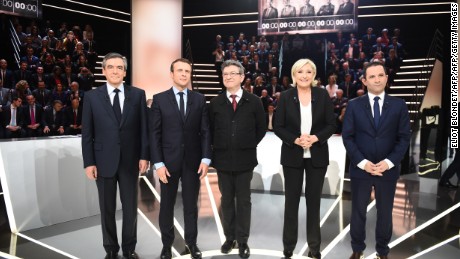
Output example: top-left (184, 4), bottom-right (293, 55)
top-left (337, 2), bottom-right (354, 15)
top-left (32, 88), bottom-right (53, 108)
top-left (299, 4), bottom-right (315, 16)
top-left (209, 90), bottom-right (266, 171)
top-left (65, 106), bottom-right (82, 127)
top-left (23, 103), bottom-right (43, 127)
top-left (2, 105), bottom-right (24, 128)
top-left (13, 69), bottom-right (32, 84)
top-left (42, 106), bottom-right (66, 129)
top-left (342, 44), bottom-right (359, 59)
top-left (1, 69), bottom-right (15, 89)
top-left (0, 87), bottom-right (11, 107)
top-left (262, 7), bottom-right (278, 19)
top-left (274, 87), bottom-right (336, 168)
top-left (82, 84), bottom-right (149, 177)
top-left (341, 94), bottom-right (411, 181)
top-left (150, 87), bottom-right (211, 173)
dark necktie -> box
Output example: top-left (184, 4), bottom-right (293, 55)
top-left (373, 96), bottom-right (380, 127)
top-left (31, 106), bottom-right (35, 124)
top-left (113, 88), bottom-right (121, 123)
top-left (178, 92), bottom-right (185, 117)
top-left (230, 95), bottom-right (237, 111)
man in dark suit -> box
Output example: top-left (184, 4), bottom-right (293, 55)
top-left (299, 0), bottom-right (315, 16)
top-left (342, 38), bottom-right (360, 59)
top-left (13, 61), bottom-right (32, 85)
top-left (2, 96), bottom-right (25, 138)
top-left (23, 94), bottom-right (43, 137)
top-left (342, 62), bottom-right (410, 259)
top-left (150, 58), bottom-right (211, 259)
top-left (42, 100), bottom-right (66, 136)
top-left (337, 0), bottom-right (355, 15)
top-left (281, 0), bottom-right (297, 17)
top-left (209, 60), bottom-right (266, 258)
top-left (65, 98), bottom-right (82, 135)
top-left (32, 80), bottom-right (52, 110)
top-left (262, 0), bottom-right (278, 19)
top-left (1, 59), bottom-right (15, 89)
top-left (82, 52), bottom-right (149, 259)
top-left (29, 66), bottom-right (48, 91)
top-left (317, 0), bottom-right (335, 16)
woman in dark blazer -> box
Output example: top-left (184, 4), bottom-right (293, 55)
top-left (274, 59), bottom-right (336, 259)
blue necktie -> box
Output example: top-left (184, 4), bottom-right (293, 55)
top-left (373, 96), bottom-right (380, 127)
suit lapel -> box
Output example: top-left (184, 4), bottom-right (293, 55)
top-left (184, 90), bottom-right (193, 123)
top-left (378, 94), bottom-right (391, 128)
top-left (291, 88), bottom-right (301, 131)
top-left (120, 85), bottom-right (132, 128)
top-left (361, 94), bottom-right (377, 130)
top-left (97, 84), bottom-right (118, 125)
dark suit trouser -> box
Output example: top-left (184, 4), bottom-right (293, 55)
top-left (96, 169), bottom-right (138, 254)
top-left (217, 170), bottom-right (253, 243)
top-left (440, 151), bottom-right (460, 183)
top-left (283, 159), bottom-right (326, 254)
top-left (350, 178), bottom-right (397, 256)
top-left (159, 163), bottom-right (200, 247)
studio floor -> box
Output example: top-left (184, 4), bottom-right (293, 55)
top-left (0, 165), bottom-right (459, 259)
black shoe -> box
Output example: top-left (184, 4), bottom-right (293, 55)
top-left (105, 251), bottom-right (118, 259)
top-left (123, 251), bottom-right (138, 259)
top-left (160, 247), bottom-right (172, 259)
top-left (221, 240), bottom-right (236, 254)
top-left (283, 249), bottom-right (293, 258)
top-left (439, 180), bottom-right (458, 189)
top-left (238, 243), bottom-right (250, 258)
top-left (307, 251), bottom-right (321, 259)
top-left (185, 244), bottom-right (202, 259)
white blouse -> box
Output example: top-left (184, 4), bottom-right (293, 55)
top-left (300, 102), bottom-right (312, 158)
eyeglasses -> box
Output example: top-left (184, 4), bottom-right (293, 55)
top-left (222, 72), bottom-right (241, 78)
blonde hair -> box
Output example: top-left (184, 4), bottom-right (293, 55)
top-left (291, 58), bottom-right (317, 87)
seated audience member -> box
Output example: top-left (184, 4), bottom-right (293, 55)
top-left (62, 31), bottom-right (77, 55)
top-left (83, 31), bottom-right (98, 68)
top-left (362, 27), bottom-right (376, 55)
top-left (28, 25), bottom-right (42, 49)
top-left (355, 52), bottom-right (368, 70)
top-left (248, 44), bottom-right (257, 61)
top-left (77, 67), bottom-right (95, 91)
top-left (267, 54), bottom-right (278, 73)
top-left (370, 37), bottom-right (387, 57)
top-left (316, 77), bottom-right (325, 88)
top-left (370, 51), bottom-right (386, 64)
top-left (339, 73), bottom-right (357, 99)
top-left (30, 66), bottom-right (47, 91)
top-left (281, 76), bottom-right (293, 90)
top-left (43, 100), bottom-right (65, 136)
top-left (72, 42), bottom-right (88, 62)
top-left (1, 59), bottom-right (15, 89)
top-left (23, 94), bottom-right (43, 137)
top-left (266, 76), bottom-right (284, 97)
top-left (271, 92), bottom-right (281, 107)
top-left (33, 80), bottom-right (52, 109)
top-left (65, 98), bottom-right (82, 135)
top-left (74, 55), bottom-right (94, 73)
top-left (356, 88), bottom-right (365, 97)
top-left (242, 77), bottom-right (254, 93)
top-left (51, 83), bottom-right (68, 106)
top-left (14, 61), bottom-right (32, 84)
top-left (61, 66), bottom-right (78, 89)
top-left (388, 36), bottom-right (405, 60)
top-left (47, 66), bottom-right (63, 90)
top-left (260, 89), bottom-right (273, 112)
top-left (237, 44), bottom-right (250, 61)
top-left (37, 39), bottom-right (52, 58)
top-left (21, 46), bottom-right (41, 72)
top-left (253, 75), bottom-right (266, 97)
top-left (2, 96), bottom-right (25, 138)
top-left (224, 43), bottom-right (236, 60)
top-left (66, 81), bottom-right (84, 104)
top-left (270, 42), bottom-right (280, 62)
top-left (380, 28), bottom-right (390, 46)
top-left (43, 29), bottom-right (58, 49)
top-left (15, 24), bottom-right (27, 44)
top-left (248, 54), bottom-right (267, 75)
top-left (332, 89), bottom-right (348, 114)
top-left (258, 35), bottom-right (270, 50)
top-left (385, 49), bottom-right (401, 86)
top-left (53, 41), bottom-right (66, 64)
top-left (0, 79), bottom-right (11, 109)
top-left (234, 32), bottom-right (248, 51)
top-left (341, 37), bottom-right (359, 59)
top-left (10, 80), bottom-right (32, 102)
top-left (325, 74), bottom-right (339, 98)
top-left (266, 103), bottom-right (276, 132)
top-left (213, 34), bottom-right (224, 51)
top-left (338, 61), bottom-right (356, 84)
top-left (258, 44), bottom-right (269, 62)
top-left (40, 52), bottom-right (57, 75)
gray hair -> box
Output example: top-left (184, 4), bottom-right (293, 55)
top-left (102, 52), bottom-right (128, 71)
top-left (221, 60), bottom-right (245, 75)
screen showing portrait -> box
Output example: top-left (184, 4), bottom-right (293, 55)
top-left (258, 0), bottom-right (358, 35)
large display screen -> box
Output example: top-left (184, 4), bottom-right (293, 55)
top-left (258, 0), bottom-right (358, 35)
top-left (0, 0), bottom-right (42, 19)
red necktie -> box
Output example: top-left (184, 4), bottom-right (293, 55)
top-left (230, 95), bottom-right (237, 111)
top-left (30, 106), bottom-right (35, 124)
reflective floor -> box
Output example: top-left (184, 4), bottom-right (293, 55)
top-left (0, 164), bottom-right (459, 259)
